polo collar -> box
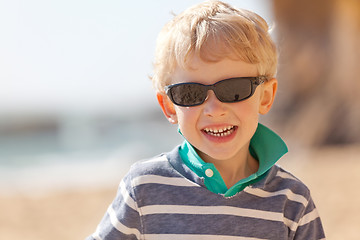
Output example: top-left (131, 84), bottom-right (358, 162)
top-left (178, 123), bottom-right (288, 197)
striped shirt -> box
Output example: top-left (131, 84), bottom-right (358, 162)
top-left (87, 147), bottom-right (325, 240)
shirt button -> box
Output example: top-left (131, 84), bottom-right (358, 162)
top-left (205, 169), bottom-right (214, 178)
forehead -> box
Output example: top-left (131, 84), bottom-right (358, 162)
top-left (171, 56), bottom-right (258, 85)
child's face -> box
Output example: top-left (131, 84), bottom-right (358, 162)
top-left (159, 56), bottom-right (276, 164)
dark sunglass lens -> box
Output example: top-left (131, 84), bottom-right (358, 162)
top-left (170, 84), bottom-right (206, 106)
top-left (215, 78), bottom-right (252, 102)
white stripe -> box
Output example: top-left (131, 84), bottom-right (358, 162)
top-left (245, 188), bottom-right (308, 207)
top-left (144, 234), bottom-right (267, 240)
top-left (283, 217), bottom-right (298, 232)
top-left (132, 175), bottom-right (199, 188)
top-left (283, 208), bottom-right (320, 232)
top-left (276, 170), bottom-right (298, 181)
top-left (91, 234), bottom-right (102, 240)
top-left (140, 205), bottom-right (283, 222)
top-left (141, 204), bottom-right (300, 232)
top-left (91, 225), bottom-right (103, 240)
top-left (299, 208), bottom-right (320, 226)
top-left (107, 205), bottom-right (141, 238)
top-left (142, 155), bottom-right (168, 164)
top-left (119, 180), bottom-right (137, 210)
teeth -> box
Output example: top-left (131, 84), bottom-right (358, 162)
top-left (204, 126), bottom-right (235, 137)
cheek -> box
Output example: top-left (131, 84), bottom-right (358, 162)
top-left (234, 98), bottom-right (260, 116)
top-left (233, 101), bottom-right (260, 138)
top-left (238, 91), bottom-right (262, 115)
top-left (174, 107), bottom-right (203, 137)
top-left (232, 99), bottom-right (261, 129)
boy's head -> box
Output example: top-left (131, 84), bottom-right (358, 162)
top-left (152, 0), bottom-right (277, 92)
top-left (154, 1), bottom-right (278, 164)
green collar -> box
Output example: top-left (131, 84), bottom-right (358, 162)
top-left (178, 123), bottom-right (288, 197)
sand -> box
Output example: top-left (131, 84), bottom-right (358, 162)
top-left (1, 145), bottom-right (359, 240)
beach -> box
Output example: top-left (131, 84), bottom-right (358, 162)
top-left (1, 145), bottom-right (359, 240)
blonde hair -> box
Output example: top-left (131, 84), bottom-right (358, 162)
top-left (152, 0), bottom-right (277, 92)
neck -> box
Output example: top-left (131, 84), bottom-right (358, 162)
top-left (199, 150), bottom-right (259, 189)
top-left (220, 154), bottom-right (259, 188)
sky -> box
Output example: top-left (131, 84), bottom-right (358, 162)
top-left (0, 0), bottom-right (273, 115)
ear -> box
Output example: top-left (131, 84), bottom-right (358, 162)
top-left (157, 92), bottom-right (178, 124)
top-left (259, 78), bottom-right (278, 115)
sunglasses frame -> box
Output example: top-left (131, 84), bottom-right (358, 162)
top-left (165, 76), bottom-right (267, 107)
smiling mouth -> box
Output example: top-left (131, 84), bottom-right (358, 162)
top-left (203, 126), bottom-right (237, 137)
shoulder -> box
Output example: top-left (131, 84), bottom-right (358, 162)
top-left (120, 148), bottom-right (202, 207)
top-left (246, 165), bottom-right (313, 211)
top-left (127, 153), bottom-right (176, 180)
top-left (264, 165), bottom-right (311, 197)
top-left (245, 166), bottom-right (315, 222)
top-left (123, 146), bottom-right (199, 188)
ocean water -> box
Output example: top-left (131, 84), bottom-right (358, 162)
top-left (0, 111), bottom-right (183, 195)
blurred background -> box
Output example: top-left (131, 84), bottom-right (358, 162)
top-left (0, 0), bottom-right (359, 239)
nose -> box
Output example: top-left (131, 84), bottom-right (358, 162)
top-left (202, 90), bottom-right (227, 117)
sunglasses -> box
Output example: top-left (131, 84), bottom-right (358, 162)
top-left (165, 76), bottom-right (266, 107)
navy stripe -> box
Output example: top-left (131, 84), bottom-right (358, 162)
top-left (143, 214), bottom-right (286, 238)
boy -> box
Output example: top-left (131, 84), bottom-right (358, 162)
top-left (87, 1), bottom-right (325, 239)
